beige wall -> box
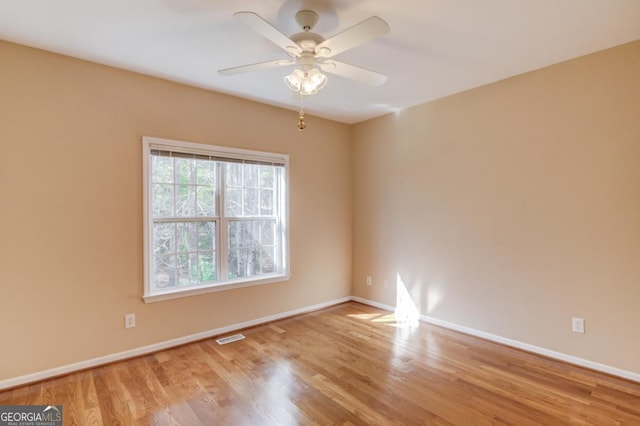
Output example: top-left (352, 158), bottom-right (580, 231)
top-left (0, 40), bottom-right (352, 380)
top-left (352, 40), bottom-right (640, 373)
top-left (2, 36), bottom-right (639, 382)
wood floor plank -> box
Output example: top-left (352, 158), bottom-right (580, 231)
top-left (1, 301), bottom-right (640, 425)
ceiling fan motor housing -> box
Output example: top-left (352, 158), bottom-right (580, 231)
top-left (290, 10), bottom-right (329, 58)
top-left (291, 31), bottom-right (325, 51)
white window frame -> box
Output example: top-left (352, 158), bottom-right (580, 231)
top-left (142, 136), bottom-right (290, 303)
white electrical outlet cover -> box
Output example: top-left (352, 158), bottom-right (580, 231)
top-left (572, 317), bottom-right (584, 334)
top-left (125, 314), bottom-right (136, 329)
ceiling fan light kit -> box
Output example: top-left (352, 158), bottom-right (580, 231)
top-left (219, 8), bottom-right (390, 129)
top-left (285, 68), bottom-right (327, 96)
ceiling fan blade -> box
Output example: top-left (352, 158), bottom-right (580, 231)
top-left (319, 60), bottom-right (387, 86)
top-left (218, 59), bottom-right (294, 76)
top-left (315, 16), bottom-right (389, 58)
top-left (234, 11), bottom-right (302, 56)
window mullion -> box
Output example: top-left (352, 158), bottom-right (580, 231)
top-left (218, 163), bottom-right (228, 281)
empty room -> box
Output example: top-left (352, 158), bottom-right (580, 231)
top-left (1, 1), bottom-right (640, 424)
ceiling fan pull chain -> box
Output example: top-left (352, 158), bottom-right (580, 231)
top-left (297, 92), bottom-right (306, 131)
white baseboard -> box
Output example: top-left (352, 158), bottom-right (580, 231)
top-left (351, 296), bottom-right (395, 311)
top-left (352, 296), bottom-right (640, 383)
top-left (0, 296), bottom-right (352, 391)
top-left (3, 295), bottom-right (638, 390)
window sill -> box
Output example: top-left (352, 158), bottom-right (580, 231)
top-left (143, 274), bottom-right (291, 303)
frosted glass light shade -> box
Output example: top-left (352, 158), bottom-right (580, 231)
top-left (284, 68), bottom-right (327, 95)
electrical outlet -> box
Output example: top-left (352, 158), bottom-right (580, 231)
top-left (366, 276), bottom-right (372, 286)
top-left (383, 280), bottom-right (389, 289)
top-left (124, 313), bottom-right (136, 329)
top-left (572, 317), bottom-right (584, 334)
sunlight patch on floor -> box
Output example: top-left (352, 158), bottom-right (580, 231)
top-left (348, 313), bottom-right (383, 320)
top-left (348, 312), bottom-right (408, 328)
top-left (371, 314), bottom-right (398, 323)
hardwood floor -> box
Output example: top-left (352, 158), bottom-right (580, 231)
top-left (2, 301), bottom-right (640, 425)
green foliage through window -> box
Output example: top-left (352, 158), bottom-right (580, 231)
top-left (146, 144), bottom-right (286, 295)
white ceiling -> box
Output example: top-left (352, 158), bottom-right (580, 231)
top-left (1, 0), bottom-right (639, 124)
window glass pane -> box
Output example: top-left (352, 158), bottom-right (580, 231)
top-left (152, 184), bottom-right (174, 218)
top-left (226, 187), bottom-right (242, 216)
top-left (228, 221), bottom-right (240, 249)
top-left (196, 159), bottom-right (215, 185)
top-left (260, 166), bottom-right (274, 188)
top-left (243, 221), bottom-right (259, 249)
top-left (225, 164), bottom-right (280, 218)
top-left (260, 247), bottom-right (275, 273)
top-left (153, 223), bottom-right (175, 255)
top-left (260, 189), bottom-right (274, 215)
top-left (260, 221), bottom-right (275, 246)
top-left (232, 249), bottom-right (253, 278)
top-left (153, 254), bottom-right (176, 289)
top-left (198, 252), bottom-right (216, 282)
top-left (177, 253), bottom-right (198, 286)
top-left (196, 185), bottom-right (215, 217)
top-left (227, 220), bottom-right (276, 279)
top-left (228, 221), bottom-right (253, 279)
top-left (226, 163), bottom-right (241, 186)
top-left (198, 222), bottom-right (216, 251)
top-left (152, 156), bottom-right (173, 183)
top-left (175, 157), bottom-right (195, 184)
top-left (189, 253), bottom-right (200, 283)
top-left (176, 185), bottom-right (196, 217)
top-left (243, 163), bottom-right (259, 187)
top-left (176, 222), bottom-right (197, 253)
top-left (243, 188), bottom-right (259, 215)
top-left (228, 249), bottom-right (239, 279)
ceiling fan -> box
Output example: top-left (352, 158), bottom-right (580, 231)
top-left (218, 9), bottom-right (390, 96)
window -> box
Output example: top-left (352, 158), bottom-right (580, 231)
top-left (142, 137), bottom-right (289, 302)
